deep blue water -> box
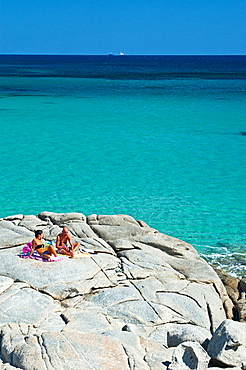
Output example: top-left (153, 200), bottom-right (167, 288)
top-left (0, 55), bottom-right (246, 275)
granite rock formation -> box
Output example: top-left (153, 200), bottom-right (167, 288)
top-left (0, 212), bottom-right (245, 370)
top-left (214, 269), bottom-right (246, 322)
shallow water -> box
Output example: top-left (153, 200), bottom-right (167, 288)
top-left (0, 55), bottom-right (246, 275)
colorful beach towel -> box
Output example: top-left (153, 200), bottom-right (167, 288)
top-left (71, 251), bottom-right (92, 258)
top-left (19, 242), bottom-right (65, 262)
top-left (56, 251), bottom-right (93, 258)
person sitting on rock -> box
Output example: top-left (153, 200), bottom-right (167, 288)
top-left (56, 226), bottom-right (80, 257)
top-left (30, 230), bottom-right (57, 259)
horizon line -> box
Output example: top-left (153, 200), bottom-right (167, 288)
top-left (0, 53), bottom-right (246, 57)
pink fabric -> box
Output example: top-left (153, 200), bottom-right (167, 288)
top-left (48, 255), bottom-right (65, 262)
top-left (22, 242), bottom-right (32, 254)
top-left (20, 243), bottom-right (64, 262)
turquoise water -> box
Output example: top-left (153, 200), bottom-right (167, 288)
top-left (0, 56), bottom-right (246, 275)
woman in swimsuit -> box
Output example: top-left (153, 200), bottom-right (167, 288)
top-left (30, 230), bottom-right (57, 259)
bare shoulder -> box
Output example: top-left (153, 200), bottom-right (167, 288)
top-left (32, 238), bottom-right (37, 246)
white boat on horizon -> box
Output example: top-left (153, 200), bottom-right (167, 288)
top-left (109, 52), bottom-right (125, 56)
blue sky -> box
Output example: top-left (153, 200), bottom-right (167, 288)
top-left (0, 0), bottom-right (245, 55)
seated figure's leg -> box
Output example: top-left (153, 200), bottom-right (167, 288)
top-left (41, 252), bottom-right (51, 260)
top-left (36, 248), bottom-right (50, 259)
top-left (48, 245), bottom-right (57, 257)
top-left (57, 247), bottom-right (70, 256)
top-left (57, 246), bottom-right (74, 257)
top-left (72, 242), bottom-right (80, 252)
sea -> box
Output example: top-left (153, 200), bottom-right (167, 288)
top-left (0, 55), bottom-right (245, 276)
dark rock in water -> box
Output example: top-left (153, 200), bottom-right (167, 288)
top-left (214, 268), bottom-right (240, 305)
top-left (237, 292), bottom-right (246, 322)
top-left (215, 241), bottom-right (243, 255)
top-left (239, 276), bottom-right (246, 292)
top-left (216, 241), bottom-right (231, 248)
top-left (234, 254), bottom-right (246, 265)
top-left (240, 131), bottom-right (246, 136)
top-left (215, 268), bottom-right (246, 322)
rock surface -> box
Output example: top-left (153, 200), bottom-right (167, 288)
top-left (0, 212), bottom-right (242, 369)
top-left (207, 319), bottom-right (246, 368)
top-left (215, 269), bottom-right (246, 322)
top-left (169, 341), bottom-right (210, 370)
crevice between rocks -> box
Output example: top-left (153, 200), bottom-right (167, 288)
top-left (60, 314), bottom-right (69, 324)
top-left (36, 334), bottom-right (53, 370)
top-left (0, 243), bottom-right (28, 250)
top-left (56, 267), bottom-right (118, 302)
top-left (86, 224), bottom-right (101, 238)
top-left (117, 253), bottom-right (150, 273)
top-left (0, 284), bottom-right (17, 298)
top-left (13, 270), bottom-right (116, 303)
top-left (0, 286), bottom-right (26, 306)
top-left (91, 237), bottom-right (115, 253)
top-left (130, 280), bottom-right (203, 327)
top-left (155, 290), bottom-right (203, 309)
top-left (102, 314), bottom-right (112, 325)
top-left (129, 276), bottom-right (148, 281)
top-left (63, 334), bottom-right (97, 370)
top-left (60, 283), bottom-right (121, 306)
top-left (91, 257), bottom-right (121, 287)
top-left (18, 283), bottom-right (61, 302)
top-left (121, 344), bottom-right (136, 370)
top-left (129, 282), bottom-right (164, 323)
top-left (211, 281), bottom-right (235, 321)
top-left (0, 332), bottom-right (3, 362)
top-left (206, 302), bottom-right (213, 333)
top-left (156, 303), bottom-right (199, 326)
